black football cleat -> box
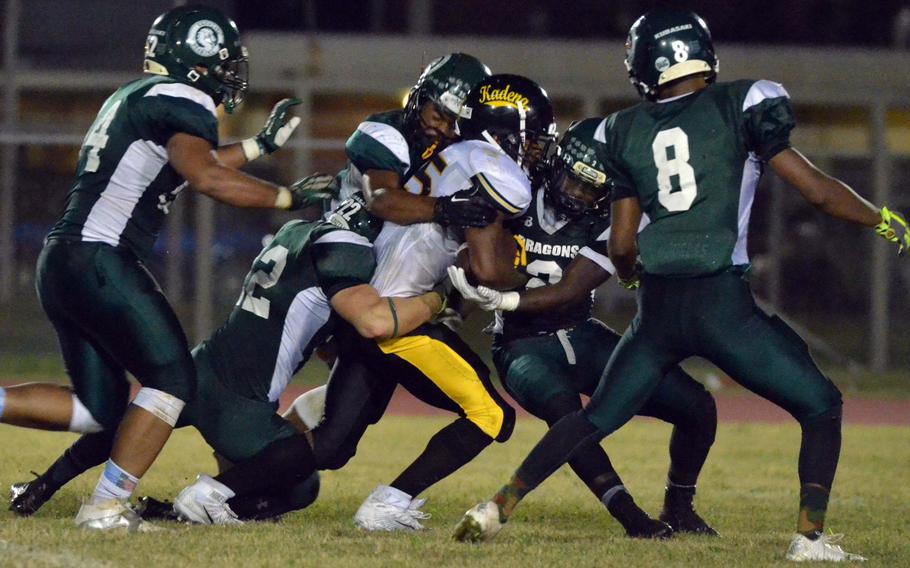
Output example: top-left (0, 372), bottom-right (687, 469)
top-left (135, 496), bottom-right (182, 522)
top-left (624, 517), bottom-right (674, 539)
top-left (659, 504), bottom-right (719, 537)
top-left (9, 476), bottom-right (55, 517)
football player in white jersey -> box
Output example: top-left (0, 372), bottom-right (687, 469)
top-left (174, 75), bottom-right (557, 532)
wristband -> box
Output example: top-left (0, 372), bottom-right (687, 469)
top-left (274, 187), bottom-right (293, 210)
top-left (241, 137), bottom-right (263, 161)
top-left (499, 291), bottom-right (520, 312)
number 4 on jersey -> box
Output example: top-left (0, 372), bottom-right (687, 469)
top-left (652, 127), bottom-right (698, 212)
top-left (83, 99), bottom-right (123, 173)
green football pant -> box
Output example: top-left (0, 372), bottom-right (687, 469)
top-left (493, 318), bottom-right (713, 424)
top-left (584, 269), bottom-right (842, 434)
top-left (35, 240), bottom-right (195, 429)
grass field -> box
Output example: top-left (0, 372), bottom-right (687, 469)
top-left (0, 415), bottom-right (906, 567)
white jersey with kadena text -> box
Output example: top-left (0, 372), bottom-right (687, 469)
top-left (370, 139), bottom-right (532, 297)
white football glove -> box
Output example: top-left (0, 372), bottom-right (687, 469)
top-left (446, 266), bottom-right (520, 312)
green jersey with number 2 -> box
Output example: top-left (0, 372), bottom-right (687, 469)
top-left (600, 79), bottom-right (795, 276)
top-left (203, 216), bottom-right (376, 403)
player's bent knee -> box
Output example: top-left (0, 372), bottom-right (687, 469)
top-left (69, 394), bottom-right (104, 433)
top-left (467, 402), bottom-right (515, 443)
top-left (132, 387), bottom-right (185, 427)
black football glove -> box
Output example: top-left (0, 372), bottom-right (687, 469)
top-left (432, 188), bottom-right (498, 228)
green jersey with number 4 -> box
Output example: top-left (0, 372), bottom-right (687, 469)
top-left (48, 76), bottom-right (219, 259)
top-left (202, 217), bottom-right (376, 403)
top-left (601, 79), bottom-right (795, 276)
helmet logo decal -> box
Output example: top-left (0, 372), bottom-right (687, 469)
top-left (186, 20), bottom-right (224, 57)
top-left (572, 162), bottom-right (607, 186)
top-left (655, 57), bottom-right (670, 72)
top-left (478, 84), bottom-right (530, 110)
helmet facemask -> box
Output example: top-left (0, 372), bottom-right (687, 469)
top-left (545, 155), bottom-right (610, 219)
top-left (207, 48), bottom-right (249, 113)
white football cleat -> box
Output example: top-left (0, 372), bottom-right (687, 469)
top-left (75, 499), bottom-right (160, 532)
top-left (786, 533), bottom-right (866, 562)
top-left (174, 474), bottom-right (243, 526)
top-left (353, 485), bottom-right (429, 532)
top-left (453, 501), bottom-right (502, 543)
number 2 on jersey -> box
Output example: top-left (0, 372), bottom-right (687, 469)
top-left (652, 127), bottom-right (697, 212)
top-left (238, 245), bottom-right (289, 319)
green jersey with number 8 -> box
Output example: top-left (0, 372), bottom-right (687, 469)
top-left (601, 79), bottom-right (795, 276)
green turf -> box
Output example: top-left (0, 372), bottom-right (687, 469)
top-left (0, 416), bottom-right (905, 567)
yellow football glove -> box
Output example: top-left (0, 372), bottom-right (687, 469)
top-left (874, 206), bottom-right (909, 256)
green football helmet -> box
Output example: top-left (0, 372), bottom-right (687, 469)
top-left (404, 53), bottom-right (492, 150)
top-left (545, 119), bottom-right (611, 219)
top-left (624, 7), bottom-right (718, 100)
top-left (143, 5), bottom-right (249, 113)
top-left (325, 192), bottom-right (384, 242)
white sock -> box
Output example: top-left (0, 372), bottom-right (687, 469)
top-left (90, 460), bottom-right (139, 504)
top-left (0, 387), bottom-right (6, 420)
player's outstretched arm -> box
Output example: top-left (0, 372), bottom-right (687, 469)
top-left (364, 170), bottom-right (436, 224)
top-left (770, 148), bottom-right (881, 225)
top-left (168, 133), bottom-right (330, 210)
top-left (364, 170), bottom-right (496, 228)
top-left (770, 148), bottom-right (909, 254)
top-left (330, 284), bottom-right (442, 340)
top-left (608, 196), bottom-right (643, 288)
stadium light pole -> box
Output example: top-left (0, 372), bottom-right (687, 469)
top-left (0, 0), bottom-right (21, 304)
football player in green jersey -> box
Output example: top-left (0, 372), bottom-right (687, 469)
top-left (8, 193), bottom-right (444, 523)
top-left (336, 52), bottom-right (497, 229)
top-left (0, 5), bottom-right (339, 531)
top-left (456, 8), bottom-right (907, 560)
top-left (449, 119), bottom-right (718, 538)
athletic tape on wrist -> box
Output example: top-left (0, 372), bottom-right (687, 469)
top-left (274, 187), bottom-right (293, 210)
top-left (132, 387), bottom-right (185, 427)
top-left (241, 137), bottom-right (263, 161)
top-left (499, 291), bottom-right (521, 311)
